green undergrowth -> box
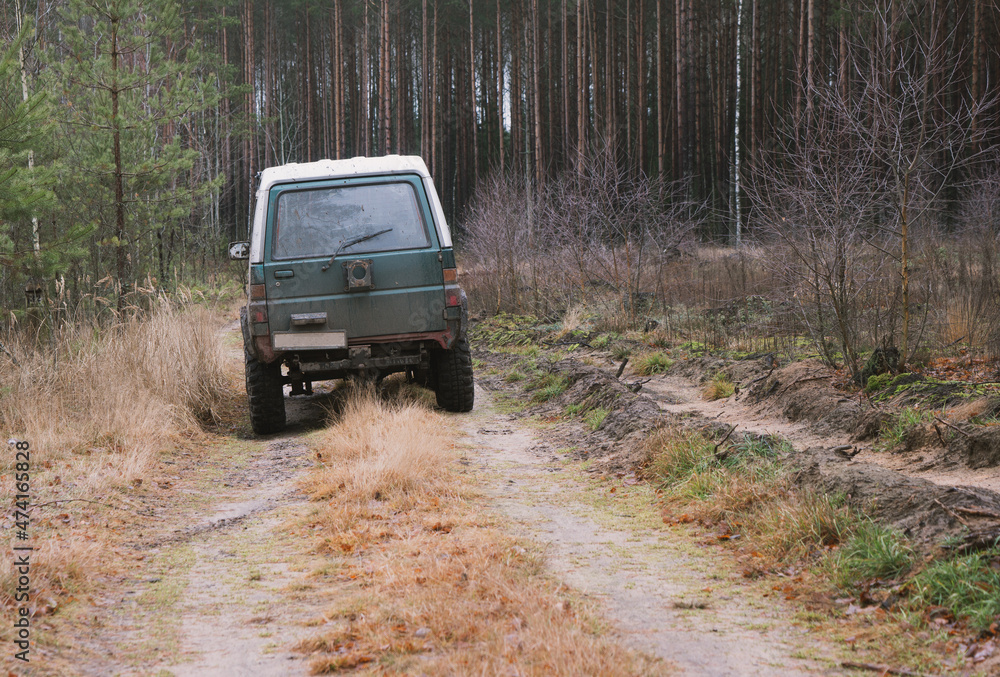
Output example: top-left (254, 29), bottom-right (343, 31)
top-left (646, 424), bottom-right (1000, 653)
top-left (527, 372), bottom-right (569, 403)
top-left (875, 407), bottom-right (936, 451)
top-left (866, 372), bottom-right (990, 407)
top-left (633, 351), bottom-right (673, 376)
top-left (910, 547), bottom-right (1000, 631)
top-left (470, 313), bottom-right (542, 349)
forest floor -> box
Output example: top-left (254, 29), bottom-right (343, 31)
top-left (10, 316), bottom-right (1000, 676)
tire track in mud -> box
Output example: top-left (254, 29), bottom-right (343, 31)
top-left (464, 385), bottom-right (849, 677)
top-left (158, 435), bottom-right (316, 677)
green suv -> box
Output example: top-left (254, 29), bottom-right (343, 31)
top-left (229, 155), bottom-right (473, 434)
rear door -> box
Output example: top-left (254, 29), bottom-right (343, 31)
top-left (262, 174), bottom-right (447, 348)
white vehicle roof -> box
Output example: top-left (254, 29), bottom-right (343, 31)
top-left (248, 155), bottom-right (452, 263)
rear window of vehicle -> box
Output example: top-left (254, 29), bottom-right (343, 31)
top-left (272, 181), bottom-right (430, 260)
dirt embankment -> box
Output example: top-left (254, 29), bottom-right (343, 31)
top-left (482, 344), bottom-right (1000, 555)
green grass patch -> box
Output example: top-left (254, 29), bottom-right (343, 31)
top-left (611, 343), bottom-right (631, 361)
top-left (591, 333), bottom-right (619, 350)
top-left (633, 351), bottom-right (674, 376)
top-left (527, 372), bottom-right (570, 403)
top-left (703, 372), bottom-right (735, 400)
top-left (910, 548), bottom-right (1000, 631)
top-left (471, 313), bottom-right (540, 349)
top-left (583, 407), bottom-right (610, 431)
top-left (678, 340), bottom-right (707, 356)
top-left (876, 407), bottom-right (935, 451)
top-left (832, 520), bottom-right (915, 587)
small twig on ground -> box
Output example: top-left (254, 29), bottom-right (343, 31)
top-left (615, 357), bottom-right (629, 379)
top-left (745, 364), bottom-right (776, 389)
top-left (934, 498), bottom-right (971, 527)
top-left (713, 424), bottom-right (738, 460)
top-left (545, 340), bottom-right (593, 348)
top-left (775, 374), bottom-right (832, 397)
top-left (933, 424), bottom-right (947, 447)
top-left (839, 661), bottom-right (926, 676)
top-left (954, 506), bottom-right (1000, 520)
top-left (932, 415), bottom-right (969, 438)
top-left (33, 498), bottom-right (125, 510)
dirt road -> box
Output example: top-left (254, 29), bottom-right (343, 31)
top-left (58, 324), bottom-right (860, 676)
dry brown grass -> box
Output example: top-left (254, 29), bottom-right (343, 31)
top-left (297, 388), bottom-right (665, 675)
top-left (648, 427), bottom-right (856, 565)
top-left (0, 302), bottom-right (229, 493)
top-left (0, 533), bottom-right (105, 618)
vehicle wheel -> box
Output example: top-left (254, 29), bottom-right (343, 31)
top-left (432, 336), bottom-right (474, 412)
top-left (245, 346), bottom-right (286, 434)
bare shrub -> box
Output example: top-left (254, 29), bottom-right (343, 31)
top-left (461, 141), bottom-right (702, 327)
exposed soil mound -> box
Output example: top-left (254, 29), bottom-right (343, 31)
top-left (949, 426), bottom-right (1000, 469)
top-left (546, 359), bottom-right (666, 472)
top-left (742, 360), bottom-right (863, 435)
top-left (793, 448), bottom-right (1000, 551)
top-left (889, 420), bottom-right (1000, 472)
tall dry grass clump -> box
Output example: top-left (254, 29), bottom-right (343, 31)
top-left (302, 385), bottom-right (453, 506)
top-left (0, 302), bottom-right (229, 491)
top-left (297, 387), bottom-right (662, 675)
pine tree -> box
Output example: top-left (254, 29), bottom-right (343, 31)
top-left (0, 30), bottom-right (49, 262)
top-left (46, 0), bottom-right (221, 310)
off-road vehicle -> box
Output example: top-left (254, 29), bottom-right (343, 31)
top-left (229, 155), bottom-right (473, 434)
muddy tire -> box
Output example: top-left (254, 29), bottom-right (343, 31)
top-left (432, 336), bottom-right (475, 412)
top-left (245, 346), bottom-right (286, 434)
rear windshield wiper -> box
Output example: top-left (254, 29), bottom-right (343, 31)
top-left (321, 228), bottom-right (393, 272)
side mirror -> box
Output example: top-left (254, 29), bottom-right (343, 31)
top-left (228, 241), bottom-right (250, 260)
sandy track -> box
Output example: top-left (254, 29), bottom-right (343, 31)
top-left (464, 385), bottom-right (849, 676)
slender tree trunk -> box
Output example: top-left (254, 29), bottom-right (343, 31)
top-left (361, 4), bottom-right (370, 156)
top-left (305, 3), bottom-right (314, 161)
top-left (497, 0), bottom-right (505, 172)
top-left (636, 0), bottom-right (645, 173)
top-left (111, 15), bottom-right (127, 313)
top-left (431, 0), bottom-right (439, 179)
top-left (576, 0), bottom-right (585, 172)
top-left (469, 0), bottom-right (478, 181)
top-left (381, 0), bottom-right (391, 154)
top-left (532, 0), bottom-right (542, 189)
top-left (14, 2), bottom-right (39, 257)
top-left (422, 0), bottom-right (429, 161)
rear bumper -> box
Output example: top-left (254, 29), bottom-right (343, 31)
top-left (244, 288), bottom-right (468, 364)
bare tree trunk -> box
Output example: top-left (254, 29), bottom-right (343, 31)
top-left (380, 0), bottom-right (391, 154)
top-left (561, 0), bottom-right (568, 167)
top-left (576, 0), bottom-right (585, 172)
top-left (636, 0), bottom-right (645, 173)
top-left (532, 0), bottom-right (542, 189)
top-left (805, 0), bottom-right (814, 124)
top-left (422, 0), bottom-right (429, 161)
top-left (14, 1), bottom-right (39, 257)
top-left (361, 3), bottom-right (370, 156)
top-left (498, 0), bottom-right (505, 172)
top-left (111, 14), bottom-right (127, 314)
top-left (305, 3), bottom-right (313, 162)
top-left (469, 0), bottom-right (478, 182)
top-left (431, 0), bottom-right (438, 179)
